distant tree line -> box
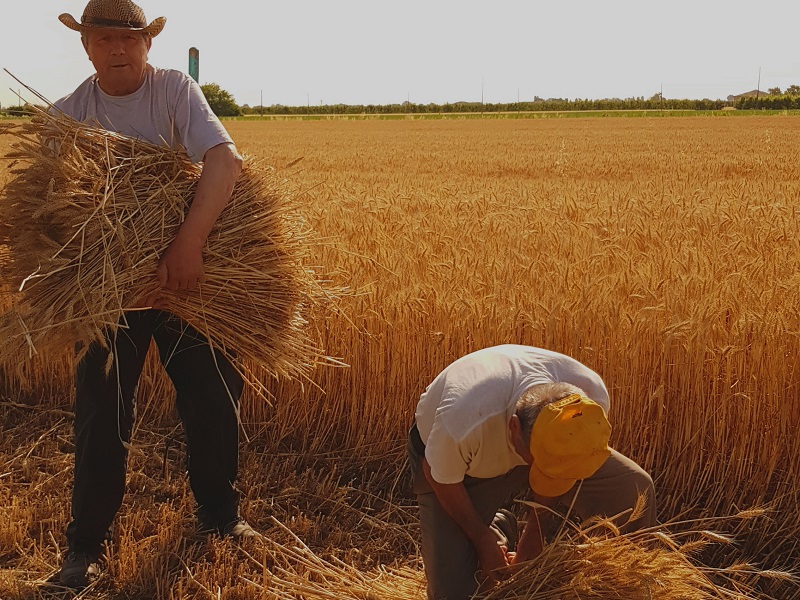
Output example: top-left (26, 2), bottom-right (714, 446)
top-left (736, 93), bottom-right (800, 110)
top-left (767, 85), bottom-right (800, 96)
top-left (239, 96), bottom-right (730, 116)
top-left (733, 84), bottom-right (800, 109)
top-left (0, 105), bottom-right (37, 116)
top-left (5, 83), bottom-right (800, 117)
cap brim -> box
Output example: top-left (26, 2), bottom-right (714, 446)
top-left (529, 461), bottom-right (576, 498)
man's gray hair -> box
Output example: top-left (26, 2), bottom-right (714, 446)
top-left (515, 382), bottom-right (585, 447)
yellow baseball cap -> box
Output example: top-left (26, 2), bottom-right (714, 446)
top-left (529, 393), bottom-right (612, 497)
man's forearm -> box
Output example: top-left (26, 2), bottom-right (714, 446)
top-left (421, 458), bottom-right (511, 586)
top-left (514, 505), bottom-right (546, 563)
top-left (178, 142), bottom-right (242, 247)
top-left (151, 142), bottom-right (243, 292)
top-left (422, 459), bottom-right (504, 559)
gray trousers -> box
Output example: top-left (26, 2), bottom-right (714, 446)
top-left (407, 424), bottom-right (656, 600)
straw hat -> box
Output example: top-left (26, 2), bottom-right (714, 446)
top-left (59, 0), bottom-right (166, 37)
top-left (528, 393), bottom-right (612, 497)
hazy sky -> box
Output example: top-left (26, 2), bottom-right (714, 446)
top-left (2, 1), bottom-right (799, 109)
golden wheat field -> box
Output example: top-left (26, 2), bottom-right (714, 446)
top-left (1, 115), bottom-right (799, 599)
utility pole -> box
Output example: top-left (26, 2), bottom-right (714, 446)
top-left (260, 89), bottom-right (263, 116)
top-left (188, 47), bottom-right (199, 82)
top-left (756, 66), bottom-right (761, 101)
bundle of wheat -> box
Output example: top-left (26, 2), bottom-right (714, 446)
top-left (0, 108), bottom-right (335, 390)
top-left (488, 536), bottom-right (724, 599)
top-left (478, 507), bottom-right (791, 600)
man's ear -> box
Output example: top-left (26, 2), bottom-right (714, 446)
top-left (509, 414), bottom-right (520, 433)
top-left (509, 414), bottom-right (522, 442)
top-left (509, 414), bottom-right (532, 463)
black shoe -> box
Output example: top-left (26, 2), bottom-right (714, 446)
top-left (492, 508), bottom-right (519, 551)
top-left (221, 517), bottom-right (259, 539)
top-left (58, 550), bottom-right (100, 588)
top-left (197, 511), bottom-right (259, 539)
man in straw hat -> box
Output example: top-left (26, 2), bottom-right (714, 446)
top-left (54, 0), bottom-right (256, 588)
top-left (408, 345), bottom-right (656, 600)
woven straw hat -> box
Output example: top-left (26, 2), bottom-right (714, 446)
top-left (59, 0), bottom-right (166, 37)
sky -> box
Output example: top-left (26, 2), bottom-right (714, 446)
top-left (2, 0), bottom-right (800, 109)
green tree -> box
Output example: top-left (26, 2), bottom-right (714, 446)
top-left (200, 83), bottom-right (241, 117)
top-left (768, 87), bottom-right (782, 95)
top-left (786, 84), bottom-right (800, 96)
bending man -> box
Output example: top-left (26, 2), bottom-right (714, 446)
top-left (408, 344), bottom-right (656, 600)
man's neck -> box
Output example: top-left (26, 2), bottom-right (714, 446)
top-left (96, 68), bottom-right (148, 97)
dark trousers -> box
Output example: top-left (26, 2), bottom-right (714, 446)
top-left (66, 309), bottom-right (244, 554)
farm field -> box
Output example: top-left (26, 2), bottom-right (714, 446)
top-left (1, 115), bottom-right (799, 598)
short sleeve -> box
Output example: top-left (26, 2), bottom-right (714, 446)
top-left (424, 417), bottom-right (470, 484)
top-left (172, 76), bottom-right (234, 163)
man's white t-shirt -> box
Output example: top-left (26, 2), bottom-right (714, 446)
top-left (415, 345), bottom-right (610, 485)
top-left (54, 65), bottom-right (232, 163)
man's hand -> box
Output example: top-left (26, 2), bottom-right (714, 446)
top-left (148, 142), bottom-right (241, 296)
top-left (507, 503), bottom-right (549, 566)
top-left (506, 551), bottom-right (524, 567)
top-left (134, 234), bottom-right (203, 310)
top-left (157, 232), bottom-right (206, 291)
top-left (475, 529), bottom-right (511, 585)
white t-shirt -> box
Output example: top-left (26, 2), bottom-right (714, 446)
top-left (415, 345), bottom-right (610, 484)
top-left (54, 65), bottom-right (233, 163)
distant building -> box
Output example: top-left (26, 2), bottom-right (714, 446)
top-left (727, 90), bottom-right (766, 102)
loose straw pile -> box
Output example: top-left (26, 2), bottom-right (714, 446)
top-left (241, 511), bottom-right (788, 600)
top-left (0, 108), bottom-right (335, 389)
